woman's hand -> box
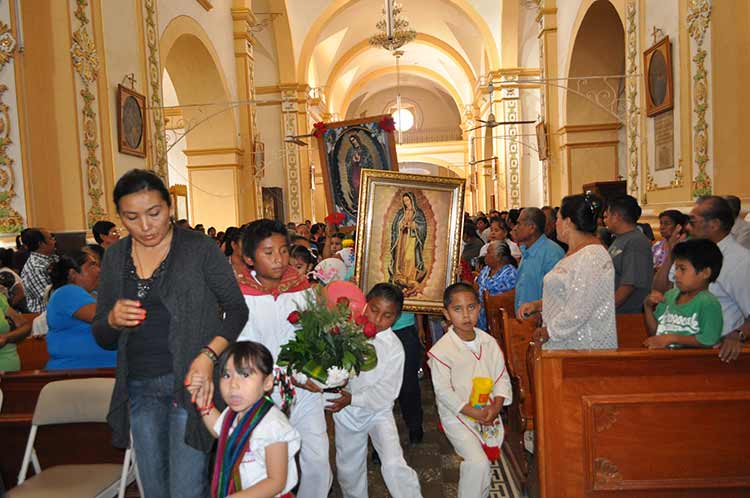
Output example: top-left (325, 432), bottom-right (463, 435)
top-left (107, 299), bottom-right (145, 328)
top-left (517, 301), bottom-right (541, 319)
top-left (185, 353), bottom-right (215, 409)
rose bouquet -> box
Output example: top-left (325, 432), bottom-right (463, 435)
top-left (277, 282), bottom-right (378, 389)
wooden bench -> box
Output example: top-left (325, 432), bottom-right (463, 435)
top-left (16, 336), bottom-right (49, 371)
top-left (0, 368), bottom-right (118, 486)
top-left (483, 288), bottom-right (515, 353)
top-left (532, 346), bottom-right (750, 497)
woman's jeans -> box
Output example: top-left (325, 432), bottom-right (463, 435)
top-left (128, 373), bottom-right (209, 498)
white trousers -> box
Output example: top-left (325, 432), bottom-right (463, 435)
top-left (285, 389), bottom-right (332, 498)
top-left (442, 418), bottom-right (491, 498)
top-left (334, 409), bottom-right (422, 498)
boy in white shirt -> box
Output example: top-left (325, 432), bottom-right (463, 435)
top-left (237, 219), bottom-right (331, 498)
top-left (428, 283), bottom-right (512, 498)
top-left (326, 283), bottom-right (423, 498)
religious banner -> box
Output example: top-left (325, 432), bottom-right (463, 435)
top-left (354, 170), bottom-right (465, 313)
top-left (315, 115), bottom-right (399, 227)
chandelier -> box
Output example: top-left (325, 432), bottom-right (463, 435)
top-left (368, 1), bottom-right (416, 52)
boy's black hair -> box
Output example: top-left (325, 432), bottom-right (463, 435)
top-left (366, 282), bottom-right (404, 315)
top-left (241, 219), bottom-right (290, 259)
top-left (219, 340), bottom-right (274, 378)
top-left (443, 282), bottom-right (479, 308)
top-left (671, 238), bottom-right (724, 283)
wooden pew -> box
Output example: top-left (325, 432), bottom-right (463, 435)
top-left (532, 346), bottom-right (750, 498)
top-left (0, 368), bottom-right (117, 486)
top-left (615, 313), bottom-right (649, 347)
top-left (16, 336), bottom-right (49, 371)
top-left (483, 288), bottom-right (515, 352)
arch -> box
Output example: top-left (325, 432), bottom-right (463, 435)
top-left (323, 33), bottom-right (477, 105)
top-left (296, 0), bottom-right (499, 83)
top-left (338, 65), bottom-right (466, 118)
top-left (159, 16), bottom-right (237, 150)
top-left (563, 0), bottom-right (626, 125)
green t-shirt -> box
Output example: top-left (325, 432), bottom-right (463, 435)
top-left (0, 293), bottom-right (18, 371)
top-left (654, 288), bottom-right (723, 346)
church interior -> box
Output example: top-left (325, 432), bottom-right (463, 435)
top-left (1, 1), bottom-right (750, 497)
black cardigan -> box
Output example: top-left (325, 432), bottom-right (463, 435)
top-left (93, 226), bottom-right (248, 450)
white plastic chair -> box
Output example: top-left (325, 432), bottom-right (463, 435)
top-left (8, 378), bottom-right (139, 498)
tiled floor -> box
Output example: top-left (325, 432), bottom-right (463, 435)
top-left (328, 377), bottom-right (521, 498)
top-left (126, 377), bottom-right (523, 497)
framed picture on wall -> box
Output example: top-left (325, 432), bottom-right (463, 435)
top-left (117, 84), bottom-right (147, 157)
top-left (643, 36), bottom-right (674, 117)
top-left (354, 170), bottom-right (465, 313)
top-left (536, 120), bottom-right (549, 161)
top-left (315, 114), bottom-right (399, 227)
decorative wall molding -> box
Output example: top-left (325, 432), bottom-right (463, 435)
top-left (282, 90), bottom-right (302, 221)
top-left (0, 0), bottom-right (22, 233)
top-left (500, 81), bottom-right (521, 209)
top-left (625, 0), bottom-right (641, 199)
top-left (535, 1), bottom-right (550, 205)
top-left (143, 0), bottom-right (168, 180)
top-left (70, 0), bottom-right (106, 228)
top-left (687, 0), bottom-right (712, 196)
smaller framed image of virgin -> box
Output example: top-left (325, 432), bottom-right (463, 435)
top-left (117, 84), bottom-right (147, 157)
top-left (643, 36), bottom-right (674, 117)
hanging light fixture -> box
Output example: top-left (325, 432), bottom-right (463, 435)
top-left (368, 1), bottom-right (416, 52)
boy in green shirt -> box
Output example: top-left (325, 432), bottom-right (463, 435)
top-left (644, 238), bottom-right (724, 348)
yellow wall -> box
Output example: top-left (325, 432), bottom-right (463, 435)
top-left (712, 1), bottom-right (750, 198)
top-left (188, 166), bottom-right (239, 231)
top-left (21, 0), bottom-right (85, 230)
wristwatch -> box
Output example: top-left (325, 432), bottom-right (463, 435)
top-left (738, 329), bottom-right (747, 342)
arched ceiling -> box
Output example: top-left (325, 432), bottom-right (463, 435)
top-left (283, 0), bottom-right (503, 117)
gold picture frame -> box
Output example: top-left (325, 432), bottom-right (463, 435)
top-left (354, 169), bottom-right (466, 314)
top-left (117, 84), bottom-right (147, 157)
top-left (643, 36), bottom-right (674, 117)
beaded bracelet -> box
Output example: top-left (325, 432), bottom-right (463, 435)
top-left (200, 346), bottom-right (218, 364)
top-left (200, 401), bottom-right (215, 416)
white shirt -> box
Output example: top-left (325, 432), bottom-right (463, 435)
top-left (428, 327), bottom-right (512, 420)
top-left (334, 327), bottom-right (405, 431)
top-left (731, 217), bottom-right (750, 250)
top-left (542, 245), bottom-right (617, 350)
top-left (711, 235), bottom-right (750, 334)
top-left (214, 405), bottom-right (301, 495)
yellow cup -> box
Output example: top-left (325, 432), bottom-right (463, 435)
top-left (469, 377), bottom-right (493, 408)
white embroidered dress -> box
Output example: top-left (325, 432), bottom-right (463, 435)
top-left (541, 244), bottom-right (617, 350)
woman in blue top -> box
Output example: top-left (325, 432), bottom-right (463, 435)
top-left (45, 249), bottom-right (116, 369)
top-left (477, 241), bottom-right (518, 331)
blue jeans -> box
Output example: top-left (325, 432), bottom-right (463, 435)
top-left (128, 373), bottom-right (209, 498)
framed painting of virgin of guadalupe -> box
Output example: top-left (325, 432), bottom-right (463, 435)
top-left (354, 170), bottom-right (466, 313)
top-left (315, 115), bottom-right (399, 227)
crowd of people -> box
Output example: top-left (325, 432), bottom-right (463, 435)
top-left (1, 167), bottom-right (748, 498)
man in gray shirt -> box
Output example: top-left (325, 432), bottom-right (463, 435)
top-left (604, 195), bottom-right (653, 314)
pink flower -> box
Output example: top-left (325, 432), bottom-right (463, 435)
top-left (287, 311), bottom-right (301, 324)
top-left (363, 322), bottom-right (377, 338)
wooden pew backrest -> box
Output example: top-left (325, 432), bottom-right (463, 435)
top-left (484, 288), bottom-right (515, 352)
top-left (616, 313), bottom-right (648, 348)
top-left (16, 336), bottom-right (49, 371)
top-left (533, 347), bottom-right (750, 498)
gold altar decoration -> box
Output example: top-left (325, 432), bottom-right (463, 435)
top-left (0, 84), bottom-right (24, 233)
top-left (0, 20), bottom-right (16, 71)
top-left (144, 0), bottom-right (168, 180)
top-left (625, 1), bottom-right (640, 198)
top-left (687, 0), bottom-right (712, 197)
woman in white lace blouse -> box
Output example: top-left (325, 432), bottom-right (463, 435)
top-left (517, 193), bottom-right (617, 350)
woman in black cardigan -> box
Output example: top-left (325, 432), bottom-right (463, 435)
top-left (93, 169), bottom-right (248, 498)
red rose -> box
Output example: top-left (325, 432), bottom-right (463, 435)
top-left (330, 326), bottom-right (341, 336)
top-left (313, 121), bottom-right (328, 139)
top-left (354, 314), bottom-right (368, 326)
top-left (325, 212), bottom-right (345, 225)
top-left (336, 297), bottom-right (350, 307)
top-left (287, 311), bottom-right (301, 324)
top-left (379, 115), bottom-right (396, 133)
top-left (363, 322), bottom-right (377, 338)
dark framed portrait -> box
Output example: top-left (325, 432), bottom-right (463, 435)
top-left (117, 84), bottom-right (146, 157)
top-left (354, 170), bottom-right (465, 313)
top-left (315, 115), bottom-right (399, 227)
top-left (643, 36), bottom-right (674, 117)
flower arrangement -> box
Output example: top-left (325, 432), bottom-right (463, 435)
top-left (378, 115), bottom-right (396, 133)
top-left (324, 211), bottom-right (345, 226)
top-left (312, 121), bottom-right (328, 139)
top-left (277, 283), bottom-right (377, 388)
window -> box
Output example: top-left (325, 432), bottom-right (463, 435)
top-left (392, 108), bottom-right (414, 132)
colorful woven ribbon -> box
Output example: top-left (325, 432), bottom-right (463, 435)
top-left (211, 396), bottom-right (274, 498)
